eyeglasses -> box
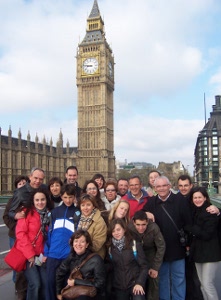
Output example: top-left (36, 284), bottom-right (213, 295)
top-left (86, 187), bottom-right (97, 191)
top-left (106, 189), bottom-right (116, 192)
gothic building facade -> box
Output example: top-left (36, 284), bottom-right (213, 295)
top-left (0, 0), bottom-right (115, 193)
top-left (194, 95), bottom-right (221, 194)
top-left (0, 127), bottom-right (77, 193)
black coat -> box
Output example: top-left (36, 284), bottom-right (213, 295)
top-left (185, 202), bottom-right (221, 263)
top-left (108, 239), bottom-right (148, 290)
top-left (143, 192), bottom-right (192, 261)
top-left (56, 250), bottom-right (106, 295)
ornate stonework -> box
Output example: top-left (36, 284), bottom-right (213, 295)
top-left (76, 0), bottom-right (115, 185)
top-left (0, 0), bottom-right (115, 193)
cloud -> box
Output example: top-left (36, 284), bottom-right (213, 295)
top-left (0, 0), bottom-right (221, 177)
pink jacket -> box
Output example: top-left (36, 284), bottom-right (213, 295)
top-left (16, 209), bottom-right (44, 260)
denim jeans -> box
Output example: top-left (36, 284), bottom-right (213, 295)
top-left (9, 237), bottom-right (16, 283)
top-left (159, 259), bottom-right (186, 300)
top-left (46, 257), bottom-right (64, 300)
top-left (24, 260), bottom-right (47, 300)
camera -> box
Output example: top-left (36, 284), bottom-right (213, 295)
top-left (178, 228), bottom-right (188, 247)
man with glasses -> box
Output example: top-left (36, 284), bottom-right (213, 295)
top-left (143, 176), bottom-right (192, 300)
top-left (122, 175), bottom-right (149, 218)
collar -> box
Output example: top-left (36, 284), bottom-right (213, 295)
top-left (157, 191), bottom-right (172, 202)
top-left (132, 190), bottom-right (143, 200)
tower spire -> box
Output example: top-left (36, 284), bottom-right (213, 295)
top-left (89, 0), bottom-right (100, 19)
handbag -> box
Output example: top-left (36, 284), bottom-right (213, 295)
top-left (161, 204), bottom-right (188, 247)
top-left (4, 243), bottom-right (27, 272)
top-left (4, 227), bottom-right (42, 272)
top-left (61, 253), bottom-right (97, 299)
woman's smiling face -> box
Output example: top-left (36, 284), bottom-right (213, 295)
top-left (86, 183), bottom-right (98, 197)
top-left (73, 235), bottom-right (89, 255)
top-left (80, 200), bottom-right (95, 217)
top-left (192, 191), bottom-right (206, 207)
top-left (112, 223), bottom-right (125, 240)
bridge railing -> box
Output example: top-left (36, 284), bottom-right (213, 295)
top-left (210, 196), bottom-right (221, 209)
top-left (0, 195), bottom-right (12, 205)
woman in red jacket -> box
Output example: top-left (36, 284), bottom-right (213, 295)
top-left (16, 187), bottom-right (51, 300)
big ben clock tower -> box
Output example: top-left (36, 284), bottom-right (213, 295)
top-left (76, 0), bottom-right (115, 184)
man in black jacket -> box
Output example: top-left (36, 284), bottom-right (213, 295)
top-left (143, 176), bottom-right (192, 300)
top-left (9, 167), bottom-right (46, 220)
top-left (64, 166), bottom-right (82, 201)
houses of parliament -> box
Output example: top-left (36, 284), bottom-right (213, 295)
top-left (0, 0), bottom-right (115, 194)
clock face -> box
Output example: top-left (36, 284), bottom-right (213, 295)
top-left (82, 58), bottom-right (99, 74)
top-left (108, 62), bottom-right (113, 77)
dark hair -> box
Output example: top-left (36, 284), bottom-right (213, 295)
top-left (79, 194), bottom-right (98, 209)
top-left (69, 230), bottom-right (93, 254)
top-left (189, 186), bottom-right (211, 205)
top-left (60, 184), bottom-right (76, 196)
top-left (178, 174), bottom-right (192, 184)
top-left (129, 175), bottom-right (142, 184)
top-left (66, 166), bottom-right (78, 174)
top-left (82, 179), bottom-right (99, 196)
top-left (117, 178), bottom-right (128, 183)
top-left (82, 180), bottom-right (106, 210)
top-left (23, 186), bottom-right (52, 215)
top-left (106, 218), bottom-right (132, 249)
top-left (91, 173), bottom-right (105, 188)
top-left (14, 175), bottom-right (29, 188)
top-left (48, 177), bottom-right (63, 189)
top-left (133, 210), bottom-right (148, 222)
top-left (148, 170), bottom-right (161, 177)
top-left (104, 179), bottom-right (118, 192)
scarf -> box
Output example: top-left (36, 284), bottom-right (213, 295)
top-left (36, 208), bottom-right (51, 239)
top-left (78, 209), bottom-right (96, 231)
top-left (112, 235), bottom-right (125, 252)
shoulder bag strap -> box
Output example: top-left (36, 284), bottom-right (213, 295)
top-left (70, 253), bottom-right (97, 277)
top-left (161, 204), bottom-right (179, 232)
top-left (31, 227), bottom-right (42, 246)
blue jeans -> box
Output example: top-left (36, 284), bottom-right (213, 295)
top-left (159, 259), bottom-right (186, 300)
top-left (46, 257), bottom-right (64, 300)
top-left (9, 237), bottom-right (16, 283)
top-left (24, 260), bottom-right (47, 300)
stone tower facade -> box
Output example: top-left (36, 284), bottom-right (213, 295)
top-left (76, 0), bottom-right (115, 185)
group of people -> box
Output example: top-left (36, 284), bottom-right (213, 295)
top-left (3, 167), bottom-right (221, 300)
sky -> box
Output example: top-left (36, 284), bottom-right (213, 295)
top-left (1, 0), bottom-right (221, 175)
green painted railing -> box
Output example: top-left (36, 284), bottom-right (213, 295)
top-left (0, 195), bottom-right (12, 204)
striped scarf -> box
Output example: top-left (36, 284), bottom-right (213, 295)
top-left (78, 209), bottom-right (96, 231)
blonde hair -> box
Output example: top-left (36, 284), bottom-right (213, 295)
top-left (108, 200), bottom-right (130, 224)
